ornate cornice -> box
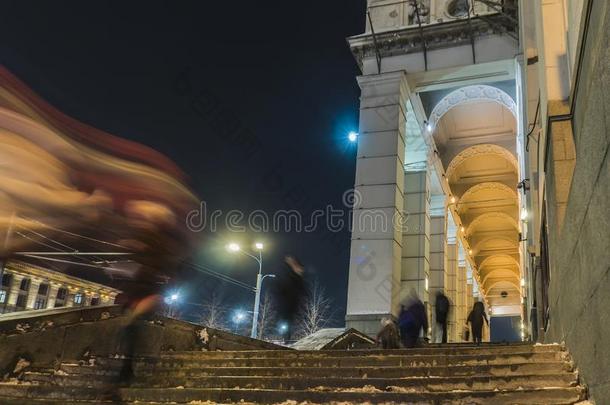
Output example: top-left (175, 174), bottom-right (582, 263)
top-left (348, 14), bottom-right (518, 68)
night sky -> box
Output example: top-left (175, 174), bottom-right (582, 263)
top-left (0, 1), bottom-right (367, 324)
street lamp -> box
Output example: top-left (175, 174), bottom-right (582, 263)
top-left (233, 309), bottom-right (247, 333)
top-left (166, 292), bottom-right (179, 318)
top-left (348, 131), bottom-right (358, 142)
top-left (227, 241), bottom-right (275, 339)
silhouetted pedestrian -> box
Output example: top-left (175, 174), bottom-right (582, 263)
top-left (467, 301), bottom-right (489, 345)
top-left (435, 292), bottom-right (450, 343)
top-left (398, 289), bottom-right (428, 348)
top-left (376, 318), bottom-right (400, 349)
top-left (274, 255), bottom-right (305, 342)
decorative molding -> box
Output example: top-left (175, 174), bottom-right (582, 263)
top-left (348, 13), bottom-right (517, 67)
top-left (446, 144), bottom-right (518, 181)
top-left (459, 181), bottom-right (518, 204)
top-left (429, 85), bottom-right (517, 132)
top-left (466, 211), bottom-right (519, 236)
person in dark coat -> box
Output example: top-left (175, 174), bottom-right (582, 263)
top-left (398, 289), bottom-right (428, 348)
top-left (467, 301), bottom-right (489, 344)
top-left (274, 255), bottom-right (306, 342)
top-left (435, 292), bottom-right (450, 343)
top-left (376, 318), bottom-right (400, 349)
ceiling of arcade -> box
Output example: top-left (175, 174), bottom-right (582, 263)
top-left (429, 92), bottom-right (521, 311)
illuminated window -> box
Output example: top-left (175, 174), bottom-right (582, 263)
top-left (34, 297), bottom-right (47, 309)
top-left (74, 293), bottom-right (83, 305)
top-left (0, 290), bottom-right (6, 304)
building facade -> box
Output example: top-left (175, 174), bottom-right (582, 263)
top-left (0, 260), bottom-right (119, 314)
top-left (346, 0), bottom-right (608, 399)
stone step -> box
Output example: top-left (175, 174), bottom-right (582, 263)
top-left (161, 344), bottom-right (564, 359)
top-left (23, 371), bottom-right (578, 392)
top-left (0, 384), bottom-right (587, 404)
top-left (92, 350), bottom-right (565, 368)
top-left (58, 360), bottom-right (573, 379)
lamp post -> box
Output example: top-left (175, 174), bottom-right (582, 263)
top-left (227, 242), bottom-right (275, 339)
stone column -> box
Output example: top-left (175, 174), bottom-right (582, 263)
top-left (457, 264), bottom-right (467, 339)
top-left (429, 211), bottom-right (447, 342)
top-left (26, 279), bottom-right (42, 309)
top-left (446, 243), bottom-right (458, 341)
top-left (46, 284), bottom-right (60, 309)
top-left (401, 171), bottom-right (430, 300)
top-left (6, 273), bottom-right (24, 310)
top-left (345, 71), bottom-right (409, 336)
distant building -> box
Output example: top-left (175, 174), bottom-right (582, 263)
top-left (0, 260), bottom-right (120, 314)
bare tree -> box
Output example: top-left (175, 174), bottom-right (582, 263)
top-left (199, 293), bottom-right (228, 330)
top-left (295, 279), bottom-right (334, 339)
top-left (256, 291), bottom-right (277, 340)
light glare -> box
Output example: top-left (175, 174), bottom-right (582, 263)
top-left (348, 131), bottom-right (358, 142)
top-left (227, 243), bottom-right (240, 252)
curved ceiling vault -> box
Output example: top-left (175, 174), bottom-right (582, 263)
top-left (432, 88), bottom-right (521, 314)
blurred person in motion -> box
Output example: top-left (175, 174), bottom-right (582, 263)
top-left (274, 255), bottom-right (305, 343)
top-left (398, 289), bottom-right (428, 348)
top-left (467, 301), bottom-right (489, 345)
top-left (435, 291), bottom-right (450, 343)
top-left (0, 66), bottom-right (198, 398)
top-left (376, 317), bottom-right (400, 349)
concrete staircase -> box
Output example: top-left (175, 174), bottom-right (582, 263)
top-left (0, 343), bottom-right (587, 404)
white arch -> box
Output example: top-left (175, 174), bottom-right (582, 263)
top-left (446, 144), bottom-right (519, 182)
top-left (467, 212), bottom-right (519, 236)
top-left (459, 182), bottom-right (518, 205)
top-left (428, 85), bottom-right (517, 131)
top-left (479, 254), bottom-right (519, 269)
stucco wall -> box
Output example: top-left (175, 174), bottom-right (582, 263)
top-left (543, 0), bottom-right (610, 400)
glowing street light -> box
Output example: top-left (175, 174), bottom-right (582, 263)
top-left (227, 243), bottom-right (240, 252)
top-left (348, 131), bottom-right (358, 142)
top-left (170, 293), bottom-right (179, 301)
top-left (227, 241), bottom-right (274, 339)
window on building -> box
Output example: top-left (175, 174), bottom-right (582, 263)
top-left (1, 273), bottom-right (11, 287)
top-left (446, 0), bottom-right (470, 18)
top-left (90, 297), bottom-right (100, 306)
top-left (74, 293), bottom-right (83, 305)
top-left (38, 284), bottom-right (49, 296)
top-left (34, 297), bottom-right (47, 310)
top-left (19, 278), bottom-right (30, 292)
top-left (0, 290), bottom-right (6, 304)
top-left (15, 294), bottom-right (27, 309)
top-left (56, 288), bottom-right (67, 301)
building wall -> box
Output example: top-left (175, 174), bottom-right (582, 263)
top-left (542, 0), bottom-right (610, 400)
top-left (0, 263), bottom-right (118, 315)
